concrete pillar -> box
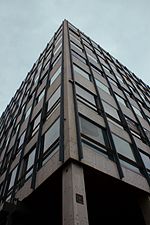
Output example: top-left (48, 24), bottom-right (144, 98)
top-left (62, 162), bottom-right (89, 225)
top-left (138, 195), bottom-right (150, 225)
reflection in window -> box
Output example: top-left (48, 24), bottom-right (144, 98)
top-left (107, 117), bottom-right (123, 129)
top-left (71, 42), bottom-right (82, 52)
top-left (50, 67), bottom-right (61, 85)
top-left (95, 79), bottom-right (110, 94)
top-left (79, 116), bottom-right (105, 145)
top-left (120, 159), bottom-right (140, 174)
top-left (36, 89), bottom-right (45, 104)
top-left (87, 53), bottom-right (97, 63)
top-left (53, 42), bottom-right (62, 55)
top-left (8, 166), bottom-right (18, 190)
top-left (108, 77), bottom-right (117, 86)
top-left (112, 134), bottom-right (135, 161)
top-left (72, 50), bottom-right (86, 64)
top-left (42, 145), bottom-right (59, 166)
top-left (24, 106), bottom-right (32, 120)
top-left (25, 148), bottom-right (36, 180)
top-left (76, 84), bottom-right (96, 110)
top-left (144, 128), bottom-right (150, 140)
top-left (115, 93), bottom-right (127, 106)
top-left (102, 101), bottom-right (120, 121)
top-left (52, 53), bottom-right (61, 68)
top-left (82, 140), bottom-right (107, 157)
top-left (47, 86), bottom-right (61, 113)
top-left (73, 64), bottom-right (90, 80)
top-left (140, 151), bottom-right (150, 170)
top-left (43, 118), bottom-right (60, 153)
top-left (18, 131), bottom-right (26, 148)
top-left (31, 113), bottom-right (41, 137)
top-left (132, 105), bottom-right (143, 117)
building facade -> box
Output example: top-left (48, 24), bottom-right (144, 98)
top-left (0, 20), bottom-right (150, 225)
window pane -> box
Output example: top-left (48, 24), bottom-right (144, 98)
top-left (54, 43), bottom-right (62, 55)
top-left (38, 89), bottom-right (45, 102)
top-left (120, 160), bottom-right (140, 174)
top-left (112, 134), bottom-right (135, 161)
top-left (33, 114), bottom-right (41, 130)
top-left (132, 105), bottom-right (143, 117)
top-left (73, 64), bottom-right (90, 80)
top-left (47, 86), bottom-right (61, 112)
top-left (9, 166), bottom-right (18, 190)
top-left (50, 67), bottom-right (61, 85)
top-left (95, 79), bottom-right (110, 94)
top-left (82, 141), bottom-right (107, 157)
top-left (42, 146), bottom-right (59, 166)
top-left (18, 131), bottom-right (26, 148)
top-left (26, 149), bottom-right (36, 171)
top-left (25, 106), bottom-right (31, 119)
top-left (140, 152), bottom-right (150, 170)
top-left (43, 118), bottom-right (60, 152)
top-left (115, 94), bottom-right (126, 106)
top-left (87, 53), bottom-right (97, 63)
top-left (102, 101), bottom-right (120, 120)
top-left (71, 42), bottom-right (82, 52)
top-left (76, 85), bottom-right (96, 107)
top-left (79, 116), bottom-right (105, 145)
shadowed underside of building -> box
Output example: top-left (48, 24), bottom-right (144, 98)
top-left (0, 20), bottom-right (150, 224)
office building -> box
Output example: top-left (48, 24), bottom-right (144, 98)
top-left (0, 20), bottom-right (150, 225)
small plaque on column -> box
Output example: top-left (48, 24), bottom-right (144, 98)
top-left (76, 193), bottom-right (84, 204)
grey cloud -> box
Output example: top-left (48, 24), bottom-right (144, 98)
top-left (0, 0), bottom-right (150, 115)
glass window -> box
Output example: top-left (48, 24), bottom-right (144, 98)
top-left (43, 118), bottom-right (60, 153)
top-left (115, 93), bottom-right (127, 106)
top-left (125, 117), bottom-right (139, 133)
top-left (42, 145), bottom-right (59, 166)
top-left (116, 75), bottom-right (123, 83)
top-left (79, 116), bottom-right (105, 145)
top-left (50, 67), bottom-right (61, 85)
top-left (25, 148), bottom-right (36, 180)
top-left (25, 106), bottom-right (32, 120)
top-left (120, 159), bottom-right (140, 174)
top-left (32, 113), bottom-right (41, 136)
top-left (8, 166), bottom-right (18, 190)
top-left (82, 140), bottom-right (107, 157)
top-left (18, 131), bottom-right (26, 148)
top-left (47, 86), bottom-right (61, 112)
top-left (52, 53), bottom-right (62, 67)
top-left (76, 84), bottom-right (96, 109)
top-left (102, 101), bottom-right (120, 121)
top-left (73, 64), bottom-right (90, 80)
top-left (55, 35), bottom-right (62, 46)
top-left (144, 128), bottom-right (150, 140)
top-left (95, 79), bottom-right (110, 94)
top-left (132, 105), bottom-right (143, 117)
top-left (87, 53), bottom-right (97, 63)
top-left (71, 42), bottom-right (82, 52)
top-left (91, 65), bottom-right (103, 77)
top-left (72, 50), bottom-right (86, 64)
top-left (107, 117), bottom-right (123, 129)
top-left (37, 89), bottom-right (45, 103)
top-left (54, 42), bottom-right (62, 55)
top-left (140, 152), bottom-right (150, 170)
top-left (34, 75), bottom-right (39, 84)
top-left (108, 77), bottom-right (117, 86)
top-left (112, 134), bottom-right (135, 161)
top-left (70, 33), bottom-right (80, 45)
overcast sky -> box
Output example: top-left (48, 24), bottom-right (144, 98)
top-left (0, 0), bottom-right (150, 116)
